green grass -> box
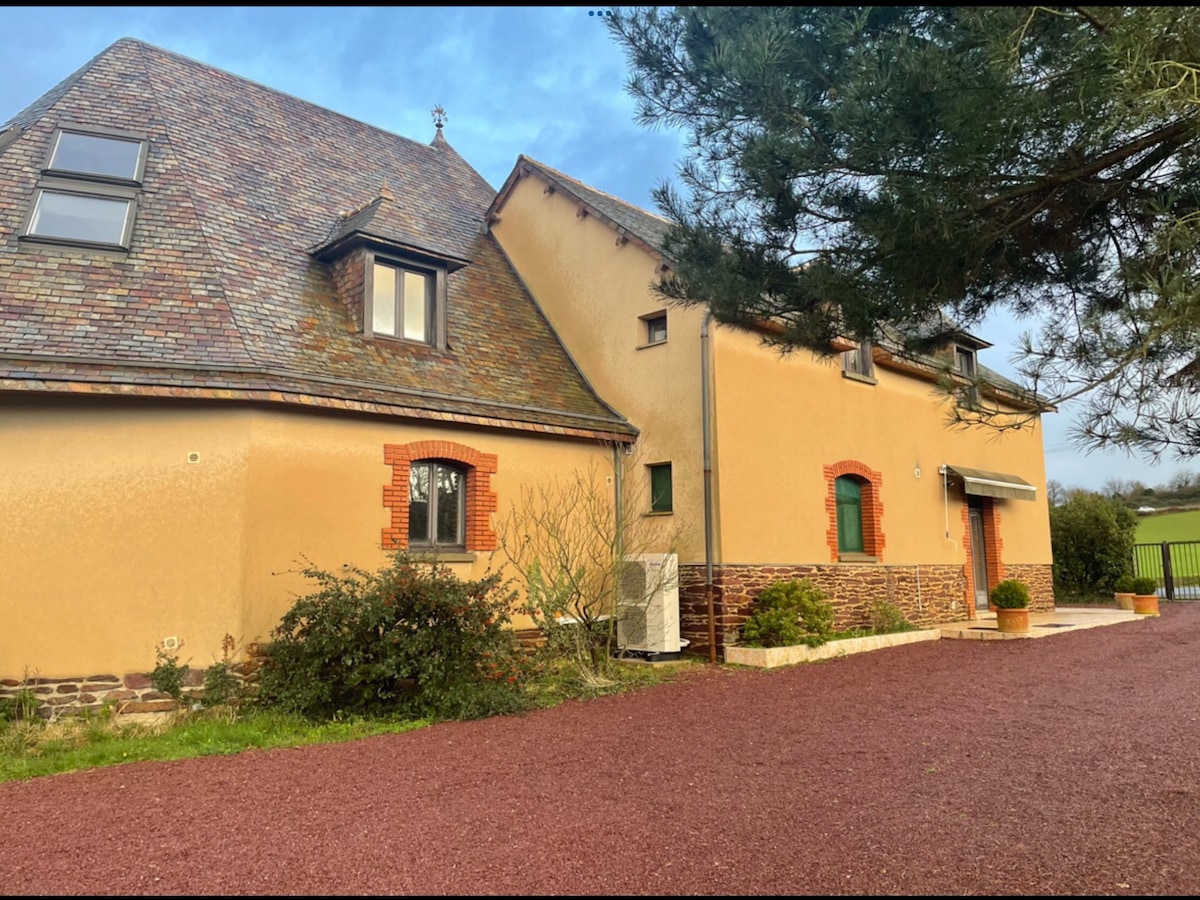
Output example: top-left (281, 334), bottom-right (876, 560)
top-left (0, 658), bottom-right (699, 784)
top-left (1132, 510), bottom-right (1200, 585)
top-left (0, 708), bottom-right (431, 783)
top-left (1136, 509), bottom-right (1200, 544)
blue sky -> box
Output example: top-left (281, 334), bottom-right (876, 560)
top-left (2, 5), bottom-right (1190, 493)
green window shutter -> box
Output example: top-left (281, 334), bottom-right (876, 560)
top-left (650, 463), bottom-right (673, 513)
top-left (835, 476), bottom-right (864, 553)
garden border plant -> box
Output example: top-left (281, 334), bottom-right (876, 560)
top-left (253, 551), bottom-right (536, 722)
top-left (740, 579), bottom-right (837, 648)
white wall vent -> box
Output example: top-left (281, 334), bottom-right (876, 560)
top-left (616, 552), bottom-right (680, 656)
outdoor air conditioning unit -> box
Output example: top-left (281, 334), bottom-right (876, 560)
top-left (616, 552), bottom-right (680, 657)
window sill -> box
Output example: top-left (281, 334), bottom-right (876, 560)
top-left (841, 370), bottom-right (877, 386)
top-left (643, 510), bottom-right (674, 517)
top-left (406, 550), bottom-right (476, 563)
top-left (18, 234), bottom-right (130, 255)
top-left (837, 553), bottom-right (880, 564)
top-left (367, 331), bottom-right (439, 350)
top-left (636, 340), bottom-right (667, 351)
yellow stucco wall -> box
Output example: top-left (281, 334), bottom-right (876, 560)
top-left (0, 397), bottom-right (611, 678)
top-left (491, 170), bottom-right (1052, 576)
top-left (491, 177), bottom-right (708, 561)
top-left (710, 326), bottom-right (1052, 565)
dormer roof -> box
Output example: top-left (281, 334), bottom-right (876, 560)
top-left (0, 38), bottom-right (634, 440)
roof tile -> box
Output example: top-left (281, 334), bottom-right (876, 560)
top-left (0, 38), bottom-right (633, 437)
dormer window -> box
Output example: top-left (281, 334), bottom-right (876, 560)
top-left (955, 345), bottom-right (977, 377)
top-left (20, 125), bottom-right (147, 251)
top-left (370, 260), bottom-right (435, 343)
top-left (955, 345), bottom-right (980, 407)
top-left (842, 339), bottom-right (875, 381)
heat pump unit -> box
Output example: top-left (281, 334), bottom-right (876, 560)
top-left (616, 552), bottom-right (680, 656)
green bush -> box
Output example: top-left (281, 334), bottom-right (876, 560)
top-left (990, 579), bottom-right (1031, 609)
top-left (1132, 576), bottom-right (1158, 595)
top-left (1114, 574), bottom-right (1136, 594)
top-left (869, 599), bottom-right (915, 634)
top-left (741, 579), bottom-right (835, 648)
top-left (254, 552), bottom-right (532, 721)
top-left (0, 688), bottom-right (39, 723)
top-left (147, 643), bottom-right (189, 704)
top-left (1049, 491), bottom-right (1137, 594)
top-left (201, 634), bottom-right (246, 710)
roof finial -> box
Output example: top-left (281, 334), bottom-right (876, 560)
top-left (378, 176), bottom-right (394, 201)
top-left (432, 105), bottom-right (447, 130)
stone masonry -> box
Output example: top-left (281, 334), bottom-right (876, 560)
top-left (679, 561), bottom-right (1055, 660)
top-left (0, 669), bottom-right (207, 719)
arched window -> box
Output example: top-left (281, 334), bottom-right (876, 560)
top-left (408, 460), bottom-right (466, 548)
top-left (835, 475), bottom-right (865, 554)
top-left (383, 441), bottom-right (498, 553)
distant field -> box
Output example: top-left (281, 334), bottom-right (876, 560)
top-left (1134, 510), bottom-right (1200, 587)
top-left (1136, 509), bottom-right (1200, 544)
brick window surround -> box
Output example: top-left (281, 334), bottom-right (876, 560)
top-left (383, 440), bottom-right (498, 551)
top-left (824, 459), bottom-right (885, 562)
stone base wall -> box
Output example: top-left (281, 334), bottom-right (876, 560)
top-left (0, 669), bottom-right (207, 719)
top-left (1, 647), bottom-right (266, 719)
top-left (1003, 563), bottom-right (1055, 611)
top-left (679, 562), bottom-right (1055, 660)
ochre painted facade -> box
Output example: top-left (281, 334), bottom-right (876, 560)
top-left (490, 168), bottom-right (1054, 656)
top-left (0, 396), bottom-right (611, 678)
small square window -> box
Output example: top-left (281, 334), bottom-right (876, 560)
top-left (644, 313), bottom-right (667, 345)
top-left (648, 462), bottom-right (673, 514)
top-left (372, 261), bottom-right (434, 343)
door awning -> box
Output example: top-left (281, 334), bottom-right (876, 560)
top-left (945, 465), bottom-right (1037, 502)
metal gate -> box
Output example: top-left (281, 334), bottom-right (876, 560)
top-left (1133, 541), bottom-right (1200, 601)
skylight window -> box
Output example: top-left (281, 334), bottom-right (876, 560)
top-left (20, 125), bottom-right (148, 251)
top-left (49, 131), bottom-right (145, 181)
top-left (29, 191), bottom-right (133, 245)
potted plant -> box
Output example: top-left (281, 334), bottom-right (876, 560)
top-left (1132, 576), bottom-right (1160, 616)
top-left (990, 579), bottom-right (1031, 634)
top-left (1113, 574), bottom-right (1136, 611)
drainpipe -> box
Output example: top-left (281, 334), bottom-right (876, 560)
top-left (613, 441), bottom-right (625, 651)
top-left (701, 309), bottom-right (717, 664)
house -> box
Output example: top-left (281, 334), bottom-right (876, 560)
top-left (485, 158), bottom-right (1054, 656)
top-left (0, 39), bottom-right (1054, 710)
top-left (0, 38), bottom-right (635, 710)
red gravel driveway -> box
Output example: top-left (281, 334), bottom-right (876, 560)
top-left (3, 604), bottom-right (1199, 896)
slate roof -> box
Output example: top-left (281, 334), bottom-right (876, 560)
top-left (0, 38), bottom-right (635, 441)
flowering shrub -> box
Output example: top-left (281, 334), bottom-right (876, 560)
top-left (255, 552), bottom-right (532, 721)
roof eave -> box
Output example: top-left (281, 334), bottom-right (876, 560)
top-left (310, 231), bottom-right (471, 271)
top-left (486, 156), bottom-right (672, 267)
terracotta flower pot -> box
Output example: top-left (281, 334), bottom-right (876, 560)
top-left (1114, 592), bottom-right (1135, 611)
top-left (995, 607), bottom-right (1030, 633)
top-left (1133, 594), bottom-right (1160, 616)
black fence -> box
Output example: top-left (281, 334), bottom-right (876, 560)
top-left (1132, 541), bottom-right (1200, 600)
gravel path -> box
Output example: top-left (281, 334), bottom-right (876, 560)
top-left (3, 605), bottom-right (1200, 896)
